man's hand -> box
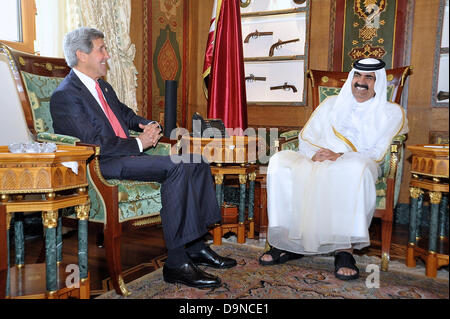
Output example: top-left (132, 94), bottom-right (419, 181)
top-left (311, 148), bottom-right (343, 162)
top-left (138, 122), bottom-right (162, 149)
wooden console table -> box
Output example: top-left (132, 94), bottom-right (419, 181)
top-left (180, 136), bottom-right (262, 244)
top-left (0, 145), bottom-right (93, 299)
top-left (405, 144), bottom-right (449, 277)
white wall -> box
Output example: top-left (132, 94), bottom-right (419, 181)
top-left (35, 0), bottom-right (67, 57)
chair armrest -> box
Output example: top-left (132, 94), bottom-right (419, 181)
top-left (144, 141), bottom-right (172, 156)
top-left (36, 132), bottom-right (80, 145)
top-left (279, 130), bottom-right (300, 140)
top-left (386, 134), bottom-right (406, 179)
top-left (377, 134), bottom-right (407, 213)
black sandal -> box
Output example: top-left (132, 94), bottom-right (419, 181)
top-left (258, 246), bottom-right (303, 266)
top-left (334, 251), bottom-right (360, 281)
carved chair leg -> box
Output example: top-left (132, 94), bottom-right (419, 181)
top-left (380, 219), bottom-right (393, 271)
top-left (103, 225), bottom-right (130, 296)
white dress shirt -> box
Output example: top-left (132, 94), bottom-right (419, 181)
top-left (72, 68), bottom-right (144, 152)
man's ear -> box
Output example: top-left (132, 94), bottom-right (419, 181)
top-left (76, 50), bottom-right (86, 63)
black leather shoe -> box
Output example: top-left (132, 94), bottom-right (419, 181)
top-left (188, 245), bottom-right (237, 269)
top-left (163, 262), bottom-right (221, 289)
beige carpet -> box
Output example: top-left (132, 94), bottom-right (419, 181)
top-left (97, 239), bottom-right (448, 299)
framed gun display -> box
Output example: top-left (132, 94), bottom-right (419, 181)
top-left (245, 60), bottom-right (305, 103)
top-left (240, 0), bottom-right (310, 106)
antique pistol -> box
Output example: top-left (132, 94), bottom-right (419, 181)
top-left (270, 82), bottom-right (298, 93)
top-left (269, 38), bottom-right (300, 57)
top-left (437, 91), bottom-right (449, 101)
top-left (245, 74), bottom-right (267, 82)
top-left (244, 30), bottom-right (273, 43)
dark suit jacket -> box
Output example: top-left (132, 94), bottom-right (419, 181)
top-left (50, 70), bottom-right (221, 249)
top-left (50, 70), bottom-right (150, 162)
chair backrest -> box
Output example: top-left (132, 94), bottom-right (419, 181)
top-left (0, 42), bottom-right (71, 137)
top-left (307, 66), bottom-right (412, 110)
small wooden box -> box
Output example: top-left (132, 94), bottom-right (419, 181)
top-left (221, 203), bottom-right (238, 224)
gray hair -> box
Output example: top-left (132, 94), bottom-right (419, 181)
top-left (63, 27), bottom-right (104, 68)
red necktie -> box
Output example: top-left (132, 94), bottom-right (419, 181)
top-left (95, 81), bottom-right (127, 138)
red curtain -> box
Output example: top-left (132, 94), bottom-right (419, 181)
top-left (203, 0), bottom-right (248, 134)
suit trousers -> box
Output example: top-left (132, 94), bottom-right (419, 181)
top-left (99, 153), bottom-right (221, 249)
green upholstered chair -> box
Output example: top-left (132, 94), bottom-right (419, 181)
top-left (1, 42), bottom-right (174, 296)
top-left (277, 67), bottom-right (412, 271)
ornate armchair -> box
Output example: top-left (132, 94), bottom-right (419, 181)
top-left (278, 66), bottom-right (412, 271)
top-left (0, 42), bottom-right (174, 296)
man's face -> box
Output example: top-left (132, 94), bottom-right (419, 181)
top-left (76, 38), bottom-right (110, 80)
top-left (351, 71), bottom-right (376, 103)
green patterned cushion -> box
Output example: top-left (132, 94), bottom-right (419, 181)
top-left (281, 139), bottom-right (299, 152)
top-left (318, 85), bottom-right (395, 104)
top-left (84, 141), bottom-right (172, 224)
top-left (79, 171), bottom-right (162, 224)
top-left (21, 71), bottom-right (64, 134)
top-left (318, 86), bottom-right (342, 103)
top-left (107, 179), bottom-right (162, 222)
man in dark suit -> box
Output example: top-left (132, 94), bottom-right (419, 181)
top-left (50, 27), bottom-right (236, 289)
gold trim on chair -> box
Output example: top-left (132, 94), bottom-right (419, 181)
top-left (401, 66), bottom-right (412, 87)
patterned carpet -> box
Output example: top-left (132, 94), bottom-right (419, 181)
top-left (96, 242), bottom-right (449, 299)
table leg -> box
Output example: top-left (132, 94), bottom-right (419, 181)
top-left (415, 192), bottom-right (424, 240)
top-left (238, 174), bottom-right (247, 244)
top-left (75, 202), bottom-right (90, 281)
top-left (406, 187), bottom-right (422, 267)
top-left (428, 191), bottom-right (442, 253)
top-left (238, 174), bottom-right (247, 223)
top-left (213, 174), bottom-right (224, 246)
top-left (438, 194), bottom-right (448, 239)
top-left (56, 215), bottom-right (63, 264)
top-left (213, 224), bottom-right (222, 245)
top-left (42, 209), bottom-right (58, 298)
top-left (248, 171), bottom-right (256, 239)
top-left (0, 203), bottom-right (11, 298)
top-left (14, 212), bottom-right (25, 268)
top-left (214, 174), bottom-right (224, 207)
top-left (426, 191), bottom-right (442, 277)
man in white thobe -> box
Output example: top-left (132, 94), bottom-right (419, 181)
top-left (260, 58), bottom-right (407, 280)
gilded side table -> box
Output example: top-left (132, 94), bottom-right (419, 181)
top-left (179, 135), bottom-right (261, 245)
top-left (210, 165), bottom-right (256, 245)
top-left (405, 144), bottom-right (449, 277)
top-left (0, 145), bottom-right (93, 299)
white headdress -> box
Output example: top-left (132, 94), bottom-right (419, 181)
top-left (330, 58), bottom-right (394, 145)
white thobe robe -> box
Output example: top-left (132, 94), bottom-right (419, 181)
top-left (267, 93), bottom-right (406, 255)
